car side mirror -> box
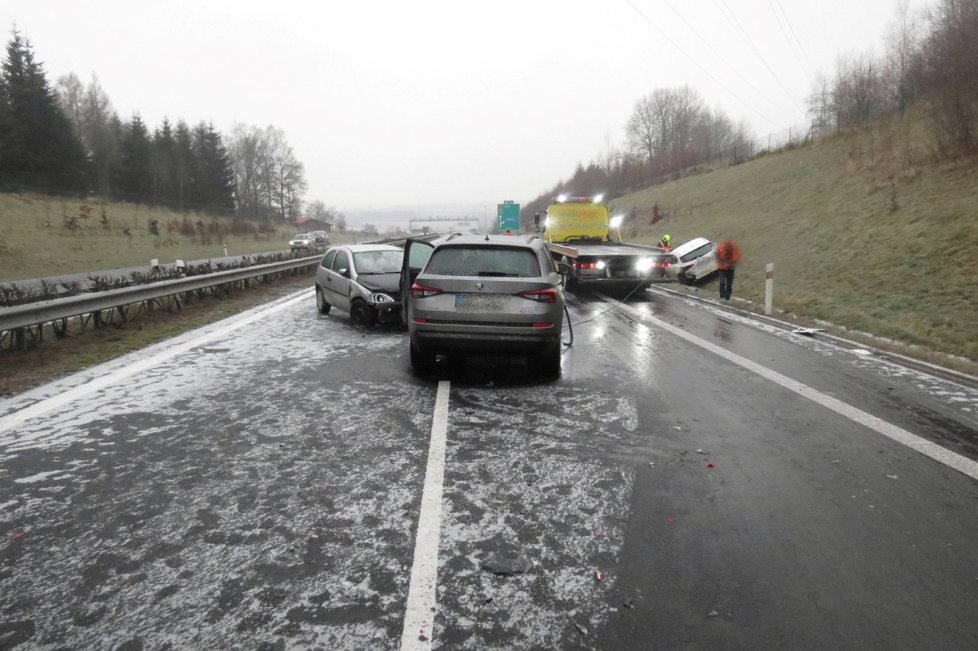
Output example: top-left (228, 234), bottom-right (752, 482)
top-left (339, 268), bottom-right (350, 278)
top-left (557, 261), bottom-right (571, 275)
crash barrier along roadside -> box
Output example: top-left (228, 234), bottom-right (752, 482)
top-left (0, 255), bottom-right (321, 351)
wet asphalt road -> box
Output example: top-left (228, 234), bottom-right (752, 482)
top-left (0, 285), bottom-right (976, 649)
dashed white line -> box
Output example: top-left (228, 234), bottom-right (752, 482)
top-left (614, 301), bottom-right (978, 481)
top-left (400, 380), bottom-right (450, 649)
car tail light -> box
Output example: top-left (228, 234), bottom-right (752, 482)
top-left (410, 283), bottom-right (442, 299)
top-left (532, 322), bottom-right (555, 328)
top-left (519, 288), bottom-right (558, 303)
top-left (578, 262), bottom-right (597, 270)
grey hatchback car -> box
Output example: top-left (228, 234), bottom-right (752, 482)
top-left (316, 244), bottom-right (404, 326)
top-left (402, 233), bottom-right (566, 377)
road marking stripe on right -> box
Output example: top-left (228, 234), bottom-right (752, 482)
top-left (614, 301), bottom-right (978, 482)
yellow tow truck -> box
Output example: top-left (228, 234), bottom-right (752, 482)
top-left (540, 195), bottom-right (668, 292)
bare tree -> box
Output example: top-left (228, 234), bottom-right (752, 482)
top-left (228, 124), bottom-right (308, 220)
top-left (920, 0), bottom-right (978, 155)
top-left (833, 54), bottom-right (884, 128)
top-left (54, 73), bottom-right (84, 139)
top-left (229, 124), bottom-right (269, 219)
top-left (884, 0), bottom-right (923, 115)
top-left (305, 199), bottom-right (329, 221)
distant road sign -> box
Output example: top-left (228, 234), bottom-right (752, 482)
top-left (497, 201), bottom-right (520, 232)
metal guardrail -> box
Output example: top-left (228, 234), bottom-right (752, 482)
top-left (0, 255), bottom-right (320, 333)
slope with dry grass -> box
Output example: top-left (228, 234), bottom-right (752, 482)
top-left (611, 113), bottom-right (978, 364)
top-left (0, 194), bottom-right (294, 282)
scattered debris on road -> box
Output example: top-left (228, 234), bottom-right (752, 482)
top-left (480, 554), bottom-right (533, 576)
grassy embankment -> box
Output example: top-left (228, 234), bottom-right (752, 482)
top-left (0, 196), bottom-right (365, 394)
top-left (0, 194), bottom-right (359, 281)
top-left (611, 112), bottom-right (978, 371)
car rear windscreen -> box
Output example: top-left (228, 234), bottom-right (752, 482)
top-left (425, 246), bottom-right (542, 278)
top-left (680, 243), bottom-right (713, 263)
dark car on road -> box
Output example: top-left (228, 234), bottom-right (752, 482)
top-left (402, 233), bottom-right (567, 378)
top-left (315, 244), bottom-right (404, 326)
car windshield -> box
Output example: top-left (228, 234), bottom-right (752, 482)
top-left (425, 246), bottom-right (541, 278)
top-left (680, 243), bottom-right (713, 263)
top-left (353, 250), bottom-right (403, 274)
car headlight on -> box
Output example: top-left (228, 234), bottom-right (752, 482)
top-left (596, 260), bottom-right (606, 270)
top-left (370, 292), bottom-right (395, 304)
top-left (636, 257), bottom-right (654, 272)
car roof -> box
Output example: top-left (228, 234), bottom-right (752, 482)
top-left (430, 233), bottom-right (544, 249)
top-left (331, 243), bottom-right (402, 253)
top-left (670, 237), bottom-right (713, 255)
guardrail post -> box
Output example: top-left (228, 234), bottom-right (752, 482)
top-left (764, 262), bottom-right (774, 315)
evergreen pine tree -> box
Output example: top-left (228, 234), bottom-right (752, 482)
top-left (152, 117), bottom-right (176, 207)
top-left (0, 30), bottom-right (85, 192)
top-left (173, 120), bottom-right (193, 211)
top-left (118, 114), bottom-right (152, 203)
top-left (191, 121), bottom-right (236, 215)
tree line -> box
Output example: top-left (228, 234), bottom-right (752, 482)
top-left (524, 0), bottom-right (977, 221)
top-left (809, 0), bottom-right (977, 157)
top-left (0, 29), bottom-right (313, 221)
top-left (522, 85), bottom-right (756, 221)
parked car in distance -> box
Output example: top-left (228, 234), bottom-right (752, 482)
top-left (290, 233), bottom-right (316, 251)
top-left (308, 230), bottom-right (331, 248)
top-left (662, 237), bottom-right (717, 285)
top-left (315, 244), bottom-right (404, 326)
top-left (402, 233), bottom-right (568, 378)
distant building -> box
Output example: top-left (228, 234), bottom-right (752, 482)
top-left (290, 216), bottom-right (333, 232)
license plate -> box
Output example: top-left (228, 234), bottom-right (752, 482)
top-left (455, 293), bottom-right (505, 312)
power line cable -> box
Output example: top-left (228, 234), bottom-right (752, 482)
top-left (768, 0), bottom-right (813, 85)
top-left (660, 0), bottom-right (797, 117)
top-left (716, 0), bottom-right (806, 113)
top-left (623, 0), bottom-right (782, 129)
top-left (775, 0), bottom-right (815, 74)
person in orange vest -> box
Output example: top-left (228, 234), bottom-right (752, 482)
top-left (658, 233), bottom-right (672, 251)
top-left (714, 239), bottom-right (741, 300)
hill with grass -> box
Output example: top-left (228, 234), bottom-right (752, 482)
top-left (609, 112), bottom-right (977, 368)
top-left (0, 195), bottom-right (298, 283)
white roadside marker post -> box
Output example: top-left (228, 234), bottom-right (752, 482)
top-left (765, 262), bottom-right (774, 315)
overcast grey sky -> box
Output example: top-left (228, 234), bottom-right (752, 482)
top-left (2, 0), bottom-right (924, 215)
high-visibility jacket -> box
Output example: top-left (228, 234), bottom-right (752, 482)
top-left (715, 240), bottom-right (741, 270)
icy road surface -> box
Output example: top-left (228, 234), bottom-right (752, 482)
top-left (1, 287), bottom-right (977, 649)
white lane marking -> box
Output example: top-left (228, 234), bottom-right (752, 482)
top-left (401, 380), bottom-right (450, 649)
top-left (0, 290), bottom-right (312, 436)
top-left (614, 301), bottom-right (978, 482)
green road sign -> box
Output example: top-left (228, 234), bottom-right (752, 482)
top-left (497, 201), bottom-right (521, 232)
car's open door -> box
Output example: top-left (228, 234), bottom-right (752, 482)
top-left (400, 237), bottom-right (435, 324)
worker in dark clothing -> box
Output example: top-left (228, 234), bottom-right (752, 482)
top-left (715, 239), bottom-right (741, 300)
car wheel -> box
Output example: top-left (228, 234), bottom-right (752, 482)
top-left (315, 286), bottom-right (331, 314)
top-left (351, 300), bottom-right (376, 327)
top-left (537, 343), bottom-right (562, 379)
top-left (676, 271), bottom-right (688, 285)
top-left (410, 341), bottom-right (436, 374)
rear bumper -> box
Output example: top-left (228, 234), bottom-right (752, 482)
top-left (411, 329), bottom-right (560, 355)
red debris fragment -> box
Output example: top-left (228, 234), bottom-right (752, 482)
top-left (666, 517), bottom-right (674, 524)
top-left (595, 570), bottom-right (604, 582)
top-left (13, 531), bottom-right (26, 540)
top-left (707, 463), bottom-right (716, 469)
